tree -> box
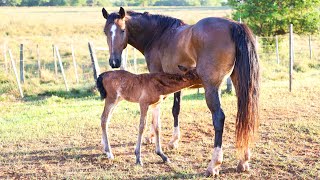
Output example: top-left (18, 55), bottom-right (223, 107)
top-left (228, 0), bottom-right (320, 37)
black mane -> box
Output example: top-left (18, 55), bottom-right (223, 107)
top-left (126, 11), bottom-right (186, 50)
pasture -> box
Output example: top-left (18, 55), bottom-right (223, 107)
top-left (1, 6), bottom-right (320, 179)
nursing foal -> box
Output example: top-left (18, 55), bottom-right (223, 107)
top-left (96, 66), bottom-right (201, 165)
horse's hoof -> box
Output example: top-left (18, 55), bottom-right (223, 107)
top-left (135, 160), bottom-right (143, 166)
top-left (237, 161), bottom-right (250, 172)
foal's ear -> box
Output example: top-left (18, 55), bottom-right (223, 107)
top-left (102, 8), bottom-right (108, 19)
top-left (178, 65), bottom-right (188, 72)
top-left (119, 7), bottom-right (126, 19)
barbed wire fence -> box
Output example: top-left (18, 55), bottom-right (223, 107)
top-left (1, 32), bottom-right (319, 98)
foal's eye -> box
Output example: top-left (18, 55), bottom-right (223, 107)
top-left (121, 29), bottom-right (125, 33)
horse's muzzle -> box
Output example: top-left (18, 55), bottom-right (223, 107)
top-left (109, 58), bottom-right (121, 68)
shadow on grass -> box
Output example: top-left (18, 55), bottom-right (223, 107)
top-left (139, 172), bottom-right (204, 179)
top-left (23, 86), bottom-right (98, 102)
top-left (182, 89), bottom-right (235, 101)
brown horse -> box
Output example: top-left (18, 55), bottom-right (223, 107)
top-left (96, 66), bottom-right (201, 165)
top-left (101, 7), bottom-right (260, 176)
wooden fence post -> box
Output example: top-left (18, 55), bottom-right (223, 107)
top-left (71, 45), bottom-right (79, 83)
top-left (55, 46), bottom-right (69, 91)
top-left (133, 48), bottom-right (137, 73)
top-left (120, 48), bottom-right (127, 70)
top-left (226, 77), bottom-right (232, 93)
top-left (289, 24), bottom-right (293, 92)
top-left (8, 49), bottom-right (24, 98)
top-left (20, 44), bottom-right (24, 84)
top-left (308, 35), bottom-right (312, 60)
top-left (37, 44), bottom-right (41, 78)
top-left (88, 42), bottom-right (100, 81)
top-left (53, 44), bottom-right (58, 76)
top-left (3, 44), bottom-right (8, 74)
top-left (275, 35), bottom-right (280, 64)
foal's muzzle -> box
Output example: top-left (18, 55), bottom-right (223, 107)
top-left (109, 58), bottom-right (121, 68)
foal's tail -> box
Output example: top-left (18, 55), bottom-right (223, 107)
top-left (96, 72), bottom-right (107, 100)
top-left (231, 23), bottom-right (260, 156)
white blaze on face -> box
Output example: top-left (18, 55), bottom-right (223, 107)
top-left (110, 24), bottom-right (117, 65)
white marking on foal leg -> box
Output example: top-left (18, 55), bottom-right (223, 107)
top-left (237, 148), bottom-right (251, 172)
top-left (205, 147), bottom-right (223, 177)
top-left (168, 126), bottom-right (180, 149)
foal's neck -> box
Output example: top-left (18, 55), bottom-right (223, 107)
top-left (157, 73), bottom-right (199, 95)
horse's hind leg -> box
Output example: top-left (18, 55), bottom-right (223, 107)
top-left (151, 104), bottom-right (170, 163)
top-left (101, 97), bottom-right (118, 159)
top-left (135, 103), bottom-right (149, 166)
top-left (204, 85), bottom-right (225, 176)
top-left (168, 91), bottom-right (181, 149)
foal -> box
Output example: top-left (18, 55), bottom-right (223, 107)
top-left (96, 66), bottom-right (201, 165)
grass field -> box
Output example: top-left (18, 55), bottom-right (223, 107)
top-left (1, 6), bottom-right (320, 179)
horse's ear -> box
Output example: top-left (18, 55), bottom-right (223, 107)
top-left (178, 65), bottom-right (188, 72)
top-left (102, 8), bottom-right (108, 19)
top-left (119, 7), bottom-right (126, 19)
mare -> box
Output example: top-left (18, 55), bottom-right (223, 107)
top-left (101, 7), bottom-right (260, 176)
top-left (96, 66), bottom-right (201, 165)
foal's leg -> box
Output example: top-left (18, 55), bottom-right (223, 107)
top-left (101, 97), bottom-right (118, 159)
top-left (168, 91), bottom-right (181, 149)
top-left (151, 104), bottom-right (170, 163)
top-left (135, 103), bottom-right (149, 166)
top-left (204, 85), bottom-right (225, 176)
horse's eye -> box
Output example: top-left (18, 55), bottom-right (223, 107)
top-left (121, 29), bottom-right (125, 33)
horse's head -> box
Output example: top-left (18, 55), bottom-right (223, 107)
top-left (102, 7), bottom-right (128, 68)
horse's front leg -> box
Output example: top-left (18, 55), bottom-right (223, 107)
top-left (204, 86), bottom-right (225, 177)
top-left (135, 103), bottom-right (149, 166)
top-left (151, 104), bottom-right (170, 163)
top-left (168, 91), bottom-right (181, 149)
top-left (101, 98), bottom-right (118, 159)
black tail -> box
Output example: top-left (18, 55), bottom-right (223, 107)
top-left (96, 72), bottom-right (107, 100)
top-left (231, 23), bottom-right (260, 155)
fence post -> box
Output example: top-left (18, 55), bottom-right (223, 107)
top-left (20, 44), bottom-right (24, 84)
top-left (88, 42), bottom-right (100, 81)
top-left (71, 44), bottom-right (79, 83)
top-left (37, 44), bottom-right (41, 78)
top-left (133, 48), bottom-right (137, 73)
top-left (3, 44), bottom-right (8, 74)
top-left (308, 35), bottom-right (312, 60)
top-left (226, 77), bottom-right (232, 93)
top-left (55, 46), bottom-right (69, 91)
top-left (53, 44), bottom-right (58, 76)
top-left (8, 49), bottom-right (24, 98)
top-left (120, 48), bottom-right (127, 70)
top-left (289, 24), bottom-right (293, 92)
top-left (275, 35), bottom-right (280, 64)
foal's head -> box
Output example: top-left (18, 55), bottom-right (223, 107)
top-left (102, 7), bottom-right (128, 68)
top-left (178, 65), bottom-right (199, 82)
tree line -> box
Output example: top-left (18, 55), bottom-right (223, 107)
top-left (0, 0), bottom-right (223, 6)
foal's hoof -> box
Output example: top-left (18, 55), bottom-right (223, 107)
top-left (104, 152), bottom-right (114, 159)
top-left (144, 136), bottom-right (155, 144)
top-left (237, 161), bottom-right (250, 172)
top-left (168, 141), bottom-right (178, 149)
top-left (205, 168), bottom-right (219, 177)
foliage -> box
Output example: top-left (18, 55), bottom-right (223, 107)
top-left (228, 0), bottom-right (320, 37)
top-left (0, 0), bottom-right (223, 6)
